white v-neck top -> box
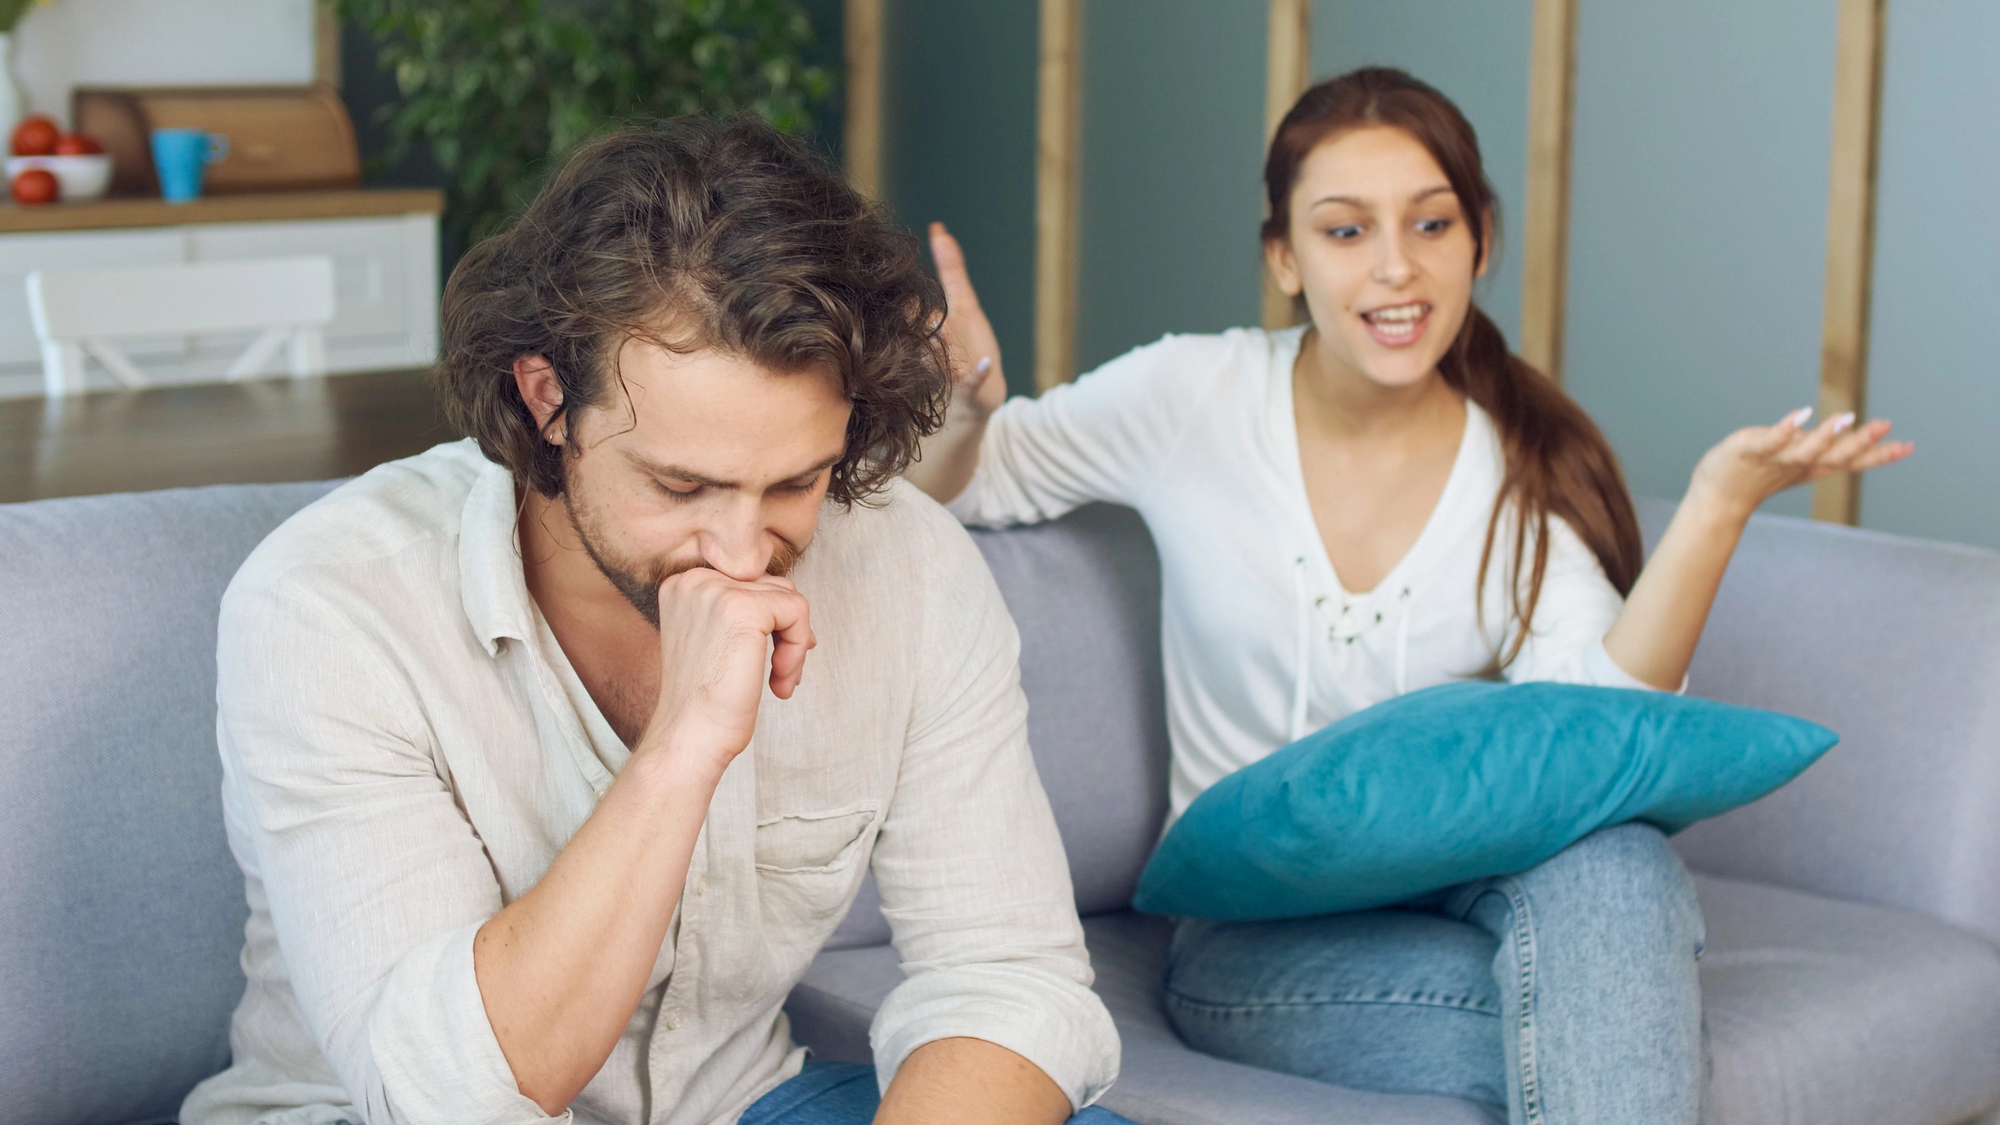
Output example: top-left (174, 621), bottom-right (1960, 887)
top-left (949, 326), bottom-right (1651, 816)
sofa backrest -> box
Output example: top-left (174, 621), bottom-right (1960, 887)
top-left (0, 481), bottom-right (338, 1125)
top-left (10, 479), bottom-right (1997, 1125)
top-left (1637, 499), bottom-right (2000, 945)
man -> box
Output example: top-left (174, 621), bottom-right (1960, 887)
top-left (181, 118), bottom-right (1125, 1125)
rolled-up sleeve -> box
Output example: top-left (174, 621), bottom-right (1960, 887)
top-left (862, 513), bottom-right (1121, 1108)
top-left (216, 574), bottom-right (562, 1125)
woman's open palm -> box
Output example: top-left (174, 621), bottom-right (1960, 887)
top-left (929, 222), bottom-right (1008, 419)
top-left (1692, 406), bottom-right (1915, 516)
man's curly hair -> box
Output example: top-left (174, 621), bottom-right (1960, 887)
top-left (435, 115), bottom-right (950, 504)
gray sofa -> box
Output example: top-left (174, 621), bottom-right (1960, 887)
top-left (4, 480), bottom-right (2000, 1125)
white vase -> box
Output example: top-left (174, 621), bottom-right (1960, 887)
top-left (0, 32), bottom-right (25, 132)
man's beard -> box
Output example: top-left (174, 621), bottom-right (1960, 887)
top-left (561, 488), bottom-right (804, 627)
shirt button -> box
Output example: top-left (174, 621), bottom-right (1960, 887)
top-left (665, 1012), bottom-right (682, 1031)
top-left (696, 877), bottom-right (709, 896)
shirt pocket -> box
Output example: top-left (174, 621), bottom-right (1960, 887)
top-left (753, 801), bottom-right (879, 938)
top-left (754, 801), bottom-right (879, 874)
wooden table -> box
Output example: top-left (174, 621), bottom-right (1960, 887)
top-left (0, 367), bottom-right (454, 503)
top-left (0, 188), bottom-right (443, 234)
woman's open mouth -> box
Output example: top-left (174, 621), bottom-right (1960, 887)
top-left (1360, 301), bottom-right (1431, 347)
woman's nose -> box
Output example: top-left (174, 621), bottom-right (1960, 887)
top-left (1373, 230), bottom-right (1415, 286)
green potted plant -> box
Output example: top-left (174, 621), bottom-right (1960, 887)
top-left (341, 0), bottom-right (832, 248)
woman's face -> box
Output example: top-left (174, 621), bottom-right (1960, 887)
top-left (1267, 124), bottom-right (1485, 391)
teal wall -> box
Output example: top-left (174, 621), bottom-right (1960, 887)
top-left (878, 1), bottom-right (1040, 397)
top-left (1856, 0), bottom-right (2000, 549)
top-left (1562, 0), bottom-right (1837, 519)
top-left (1311, 0), bottom-right (1533, 345)
top-left (1072, 0), bottom-right (1265, 373)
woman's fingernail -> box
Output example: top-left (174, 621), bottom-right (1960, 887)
top-left (1790, 406), bottom-right (1814, 427)
top-left (975, 356), bottom-right (993, 374)
top-left (1832, 412), bottom-right (1856, 433)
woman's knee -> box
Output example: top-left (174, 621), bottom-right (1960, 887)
top-left (1519, 823), bottom-right (1704, 946)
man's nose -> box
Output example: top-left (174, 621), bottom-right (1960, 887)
top-left (697, 506), bottom-right (771, 582)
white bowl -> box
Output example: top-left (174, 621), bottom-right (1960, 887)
top-left (6, 154), bottom-right (114, 202)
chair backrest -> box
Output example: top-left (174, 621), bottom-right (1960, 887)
top-left (0, 481), bottom-right (339, 1125)
top-left (1638, 499), bottom-right (2000, 944)
top-left (26, 256), bottom-right (335, 342)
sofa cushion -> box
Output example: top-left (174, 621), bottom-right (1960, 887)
top-left (1697, 874), bottom-right (2000, 1125)
top-left (0, 482), bottom-right (339, 1125)
top-left (787, 874), bottom-right (2000, 1125)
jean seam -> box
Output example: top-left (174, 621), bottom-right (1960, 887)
top-left (1164, 991), bottom-right (1502, 1017)
top-left (1462, 878), bottom-right (1542, 1125)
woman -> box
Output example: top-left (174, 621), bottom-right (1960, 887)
top-left (908, 68), bottom-right (1910, 1123)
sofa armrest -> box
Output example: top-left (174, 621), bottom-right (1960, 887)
top-left (1639, 499), bottom-right (2000, 944)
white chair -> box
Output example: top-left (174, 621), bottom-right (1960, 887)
top-left (26, 256), bottom-right (336, 397)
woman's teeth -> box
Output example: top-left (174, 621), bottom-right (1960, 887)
top-left (1362, 303), bottom-right (1429, 343)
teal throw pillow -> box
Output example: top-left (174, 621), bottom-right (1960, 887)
top-left (1134, 681), bottom-right (1837, 920)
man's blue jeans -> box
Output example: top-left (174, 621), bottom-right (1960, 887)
top-left (1163, 823), bottom-right (1710, 1125)
top-left (739, 1060), bottom-right (1136, 1125)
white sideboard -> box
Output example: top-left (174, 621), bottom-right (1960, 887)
top-left (0, 190), bottom-right (441, 400)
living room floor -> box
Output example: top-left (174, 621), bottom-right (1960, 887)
top-left (0, 369), bottom-right (451, 503)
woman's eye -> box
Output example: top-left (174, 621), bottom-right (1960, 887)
top-left (1416, 218), bottom-right (1454, 235)
top-left (1325, 225), bottom-right (1364, 242)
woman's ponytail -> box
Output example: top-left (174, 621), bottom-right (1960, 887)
top-left (1444, 306), bottom-right (1643, 673)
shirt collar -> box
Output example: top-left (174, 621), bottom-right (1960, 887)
top-left (458, 455), bottom-right (536, 656)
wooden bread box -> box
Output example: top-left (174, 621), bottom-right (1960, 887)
top-left (73, 85), bottom-right (362, 198)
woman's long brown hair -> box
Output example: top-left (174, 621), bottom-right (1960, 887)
top-left (1264, 67), bottom-right (1643, 672)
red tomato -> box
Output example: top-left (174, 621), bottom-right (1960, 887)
top-left (11, 168), bottom-right (59, 205)
top-left (54, 132), bottom-right (103, 156)
top-left (10, 115), bottom-right (58, 157)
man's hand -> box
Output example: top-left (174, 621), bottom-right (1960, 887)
top-left (475, 573), bottom-right (811, 1114)
top-left (639, 568), bottom-right (814, 775)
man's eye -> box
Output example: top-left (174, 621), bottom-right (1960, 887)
top-left (658, 481), bottom-right (703, 500)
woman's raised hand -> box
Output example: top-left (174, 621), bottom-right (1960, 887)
top-left (1689, 406), bottom-right (1915, 520)
top-left (930, 222), bottom-right (1008, 420)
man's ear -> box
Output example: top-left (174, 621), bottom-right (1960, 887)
top-left (1264, 236), bottom-right (1303, 298)
top-left (513, 355), bottom-right (565, 443)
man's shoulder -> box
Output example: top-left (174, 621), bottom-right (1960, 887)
top-left (805, 477), bottom-right (1001, 612)
top-left (227, 439), bottom-right (493, 608)
top-left (815, 477), bottom-right (986, 571)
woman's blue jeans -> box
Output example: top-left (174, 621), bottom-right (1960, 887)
top-left (739, 1060), bottom-right (1136, 1125)
top-left (1163, 823), bottom-right (1710, 1125)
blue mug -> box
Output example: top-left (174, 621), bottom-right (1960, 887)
top-left (150, 129), bottom-right (231, 202)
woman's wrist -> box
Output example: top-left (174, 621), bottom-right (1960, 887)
top-left (1678, 476), bottom-right (1759, 531)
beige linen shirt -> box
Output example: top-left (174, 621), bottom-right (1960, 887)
top-left (180, 440), bottom-right (1119, 1125)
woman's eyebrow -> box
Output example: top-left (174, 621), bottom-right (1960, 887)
top-left (1308, 184), bottom-right (1455, 209)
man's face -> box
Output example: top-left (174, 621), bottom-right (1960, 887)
top-left (557, 337), bottom-right (852, 625)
